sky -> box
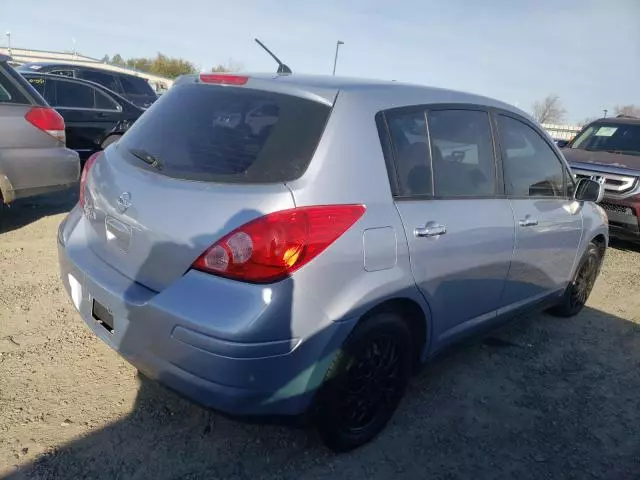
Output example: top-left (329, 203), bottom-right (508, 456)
top-left (3, 0), bottom-right (639, 123)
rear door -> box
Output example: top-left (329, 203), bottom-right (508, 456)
top-left (50, 77), bottom-right (122, 156)
top-left (495, 113), bottom-right (582, 309)
top-left (383, 106), bottom-right (515, 344)
top-left (82, 81), bottom-right (331, 292)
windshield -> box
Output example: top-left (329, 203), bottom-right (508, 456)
top-left (570, 122), bottom-right (640, 156)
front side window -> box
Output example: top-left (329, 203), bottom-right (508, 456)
top-left (54, 80), bottom-right (95, 108)
top-left (428, 109), bottom-right (496, 197)
top-left (385, 110), bottom-right (432, 196)
top-left (497, 115), bottom-right (565, 197)
top-left (571, 122), bottom-right (640, 157)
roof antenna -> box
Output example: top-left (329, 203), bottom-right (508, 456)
top-left (254, 38), bottom-right (292, 75)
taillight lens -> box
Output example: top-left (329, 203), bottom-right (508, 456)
top-left (199, 73), bottom-right (249, 85)
top-left (25, 107), bottom-right (66, 143)
top-left (79, 152), bottom-right (101, 208)
top-left (192, 205), bottom-right (366, 283)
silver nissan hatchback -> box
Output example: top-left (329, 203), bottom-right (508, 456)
top-left (58, 73), bottom-right (608, 451)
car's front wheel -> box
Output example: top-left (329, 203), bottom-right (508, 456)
top-left (314, 312), bottom-right (413, 452)
top-left (549, 241), bottom-right (602, 317)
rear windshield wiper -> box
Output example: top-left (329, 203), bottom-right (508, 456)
top-left (128, 148), bottom-right (164, 170)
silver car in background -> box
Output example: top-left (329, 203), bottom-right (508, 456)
top-left (58, 73), bottom-right (607, 452)
top-left (0, 54), bottom-right (79, 205)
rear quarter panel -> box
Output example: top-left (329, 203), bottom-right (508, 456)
top-left (285, 90), bottom-right (431, 347)
top-left (0, 104), bottom-right (79, 195)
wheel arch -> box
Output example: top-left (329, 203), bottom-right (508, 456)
top-left (358, 297), bottom-right (431, 367)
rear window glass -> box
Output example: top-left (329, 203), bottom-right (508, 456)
top-left (0, 64), bottom-right (31, 104)
top-left (118, 83), bottom-right (331, 183)
top-left (119, 75), bottom-right (155, 96)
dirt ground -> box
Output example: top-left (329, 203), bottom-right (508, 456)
top-left (1, 191), bottom-right (639, 480)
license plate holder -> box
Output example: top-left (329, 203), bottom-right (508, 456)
top-left (92, 299), bottom-right (114, 333)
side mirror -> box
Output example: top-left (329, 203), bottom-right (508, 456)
top-left (555, 139), bottom-right (569, 148)
top-left (574, 178), bottom-right (604, 203)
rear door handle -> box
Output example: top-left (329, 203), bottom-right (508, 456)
top-left (518, 217), bottom-right (539, 227)
top-left (414, 223), bottom-right (447, 238)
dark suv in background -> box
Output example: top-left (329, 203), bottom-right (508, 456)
top-left (17, 62), bottom-right (158, 109)
top-left (562, 115), bottom-right (640, 241)
top-left (22, 72), bottom-right (144, 162)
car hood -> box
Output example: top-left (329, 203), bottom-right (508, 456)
top-left (562, 148), bottom-right (640, 171)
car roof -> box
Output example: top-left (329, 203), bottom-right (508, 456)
top-left (0, 54), bottom-right (10, 63)
top-left (588, 116), bottom-right (640, 125)
top-left (21, 71), bottom-right (142, 110)
top-left (19, 61), bottom-right (143, 78)
top-left (180, 73), bottom-right (530, 119)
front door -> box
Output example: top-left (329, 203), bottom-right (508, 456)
top-left (384, 107), bottom-right (516, 345)
top-left (494, 113), bottom-right (582, 309)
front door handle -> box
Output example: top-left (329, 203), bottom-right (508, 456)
top-left (414, 223), bottom-right (447, 238)
top-left (518, 217), bottom-right (539, 227)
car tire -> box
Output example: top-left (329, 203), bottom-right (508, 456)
top-left (314, 312), bottom-right (413, 452)
top-left (549, 241), bottom-right (602, 318)
top-left (101, 134), bottom-right (121, 150)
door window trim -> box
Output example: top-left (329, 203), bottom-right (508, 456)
top-left (378, 103), bottom-right (502, 201)
top-left (492, 110), bottom-right (574, 200)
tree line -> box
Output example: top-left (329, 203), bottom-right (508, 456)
top-left (101, 53), bottom-right (238, 79)
top-left (532, 94), bottom-right (640, 125)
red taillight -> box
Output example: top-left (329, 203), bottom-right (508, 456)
top-left (79, 152), bottom-right (101, 208)
top-left (25, 107), bottom-right (66, 143)
top-left (198, 73), bottom-right (249, 85)
top-left (192, 205), bottom-right (366, 283)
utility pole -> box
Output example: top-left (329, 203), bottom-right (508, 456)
top-left (603, 109), bottom-right (608, 118)
top-left (332, 40), bottom-right (344, 76)
top-left (6, 32), bottom-right (11, 57)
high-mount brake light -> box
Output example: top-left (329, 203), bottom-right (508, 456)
top-left (198, 74), bottom-right (249, 85)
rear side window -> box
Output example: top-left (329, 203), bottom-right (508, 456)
top-left (428, 110), bottom-right (496, 197)
top-left (119, 75), bottom-right (155, 96)
top-left (118, 83), bottom-right (331, 183)
top-left (385, 110), bottom-right (432, 196)
top-left (383, 108), bottom-right (496, 197)
top-left (497, 115), bottom-right (565, 197)
top-left (80, 70), bottom-right (120, 93)
top-left (95, 90), bottom-right (120, 110)
top-left (49, 69), bottom-right (75, 78)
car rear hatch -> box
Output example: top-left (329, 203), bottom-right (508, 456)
top-left (82, 76), bottom-right (333, 292)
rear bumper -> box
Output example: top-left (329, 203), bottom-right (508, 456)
top-left (57, 209), bottom-right (355, 416)
top-left (0, 146), bottom-right (79, 203)
top-left (599, 198), bottom-right (640, 241)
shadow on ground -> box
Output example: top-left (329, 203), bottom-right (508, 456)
top-left (7, 306), bottom-right (640, 480)
top-left (0, 190), bottom-right (77, 235)
top-left (609, 238), bottom-right (640, 253)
